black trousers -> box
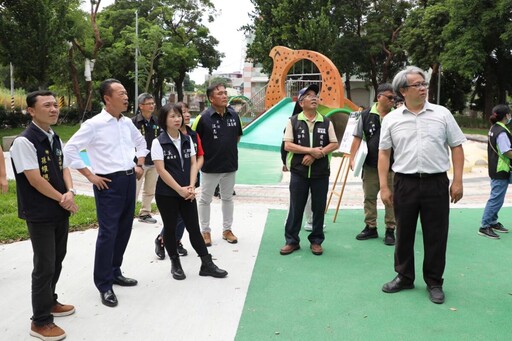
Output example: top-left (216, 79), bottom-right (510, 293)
top-left (93, 172), bottom-right (136, 292)
top-left (156, 194), bottom-right (208, 258)
top-left (27, 217), bottom-right (69, 326)
top-left (284, 172), bottom-right (328, 245)
top-left (393, 173), bottom-right (450, 287)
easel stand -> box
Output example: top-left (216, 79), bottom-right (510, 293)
top-left (325, 154), bottom-right (351, 222)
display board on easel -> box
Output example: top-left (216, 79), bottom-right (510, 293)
top-left (326, 111), bottom-right (361, 222)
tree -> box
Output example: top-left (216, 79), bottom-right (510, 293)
top-left (441, 0), bottom-right (512, 117)
top-left (0, 0), bottom-right (80, 90)
top-left (244, 0), bottom-right (410, 98)
top-left (97, 0), bottom-right (223, 106)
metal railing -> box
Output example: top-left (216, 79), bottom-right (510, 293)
top-left (237, 73), bottom-right (323, 127)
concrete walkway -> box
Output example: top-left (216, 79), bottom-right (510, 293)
top-left (0, 138), bottom-right (508, 340)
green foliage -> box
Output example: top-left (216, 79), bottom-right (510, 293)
top-left (0, 0), bottom-right (81, 90)
top-left (245, 0), bottom-right (410, 93)
top-left (97, 0), bottom-right (222, 104)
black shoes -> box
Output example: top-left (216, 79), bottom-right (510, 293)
top-left (491, 222), bottom-right (509, 233)
top-left (382, 276), bottom-right (415, 293)
top-left (177, 241), bottom-right (188, 256)
top-left (155, 235), bottom-right (166, 259)
top-left (170, 255), bottom-right (186, 280)
top-left (384, 228), bottom-right (395, 245)
top-left (427, 286), bottom-right (445, 304)
top-left (100, 289), bottom-right (118, 307)
top-left (356, 225), bottom-right (378, 240)
top-left (113, 275), bottom-right (138, 287)
top-left (478, 227), bottom-right (500, 239)
top-left (199, 254), bottom-right (228, 278)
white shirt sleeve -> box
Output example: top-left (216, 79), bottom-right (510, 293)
top-left (10, 137), bottom-right (39, 173)
top-left (151, 138), bottom-right (164, 161)
top-left (497, 131), bottom-right (511, 154)
top-left (379, 115), bottom-right (393, 150)
top-left (189, 136), bottom-right (196, 157)
top-left (63, 120), bottom-right (95, 170)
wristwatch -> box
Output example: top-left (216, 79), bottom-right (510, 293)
top-left (68, 188), bottom-right (77, 196)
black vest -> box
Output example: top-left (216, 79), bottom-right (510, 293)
top-left (132, 113), bottom-right (160, 165)
top-left (194, 106), bottom-right (241, 173)
top-left (360, 109), bottom-right (381, 168)
top-left (289, 114), bottom-right (331, 178)
top-left (12, 123), bottom-right (69, 222)
top-left (487, 123), bottom-right (512, 180)
top-left (155, 131), bottom-right (193, 197)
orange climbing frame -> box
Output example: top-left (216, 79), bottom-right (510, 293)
top-left (264, 46), bottom-right (358, 111)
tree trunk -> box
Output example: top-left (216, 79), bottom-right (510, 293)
top-left (344, 72), bottom-right (352, 100)
top-left (67, 47), bottom-right (84, 111)
top-left (429, 63), bottom-right (439, 104)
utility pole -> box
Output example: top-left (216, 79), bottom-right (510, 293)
top-left (10, 62), bottom-right (14, 112)
top-left (134, 10), bottom-right (139, 113)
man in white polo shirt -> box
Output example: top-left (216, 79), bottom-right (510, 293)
top-left (378, 66), bottom-right (466, 304)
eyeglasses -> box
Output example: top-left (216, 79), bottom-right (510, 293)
top-left (379, 94), bottom-right (395, 101)
top-left (405, 82), bottom-right (429, 89)
top-left (141, 102), bottom-right (155, 106)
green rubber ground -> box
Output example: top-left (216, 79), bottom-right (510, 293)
top-left (236, 207), bottom-right (512, 340)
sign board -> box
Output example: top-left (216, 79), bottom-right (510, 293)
top-left (338, 111), bottom-right (361, 154)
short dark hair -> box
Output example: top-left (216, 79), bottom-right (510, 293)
top-left (206, 83), bottom-right (226, 101)
top-left (176, 101), bottom-right (189, 110)
top-left (490, 104), bottom-right (511, 124)
top-left (26, 90), bottom-right (55, 108)
top-left (158, 103), bottom-right (184, 130)
top-left (99, 78), bottom-right (122, 104)
top-left (377, 83), bottom-right (393, 95)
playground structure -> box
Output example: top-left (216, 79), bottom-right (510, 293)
top-left (239, 46), bottom-right (359, 151)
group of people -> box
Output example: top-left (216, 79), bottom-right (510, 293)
top-left (6, 65), bottom-right (511, 340)
top-left (9, 80), bottom-right (242, 341)
top-left (279, 66), bottom-right (467, 306)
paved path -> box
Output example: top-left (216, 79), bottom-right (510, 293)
top-left (1, 138), bottom-right (508, 340)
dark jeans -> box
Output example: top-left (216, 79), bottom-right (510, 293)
top-left (393, 173), bottom-right (450, 287)
top-left (93, 172), bottom-right (136, 292)
top-left (159, 214), bottom-right (186, 242)
top-left (156, 194), bottom-right (208, 258)
top-left (284, 172), bottom-right (328, 245)
top-left (27, 218), bottom-right (69, 326)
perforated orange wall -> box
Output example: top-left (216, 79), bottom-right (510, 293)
top-left (264, 46), bottom-right (357, 111)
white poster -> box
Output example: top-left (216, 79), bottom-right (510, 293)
top-left (338, 111), bottom-right (360, 154)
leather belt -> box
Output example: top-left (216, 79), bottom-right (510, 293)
top-left (396, 172), bottom-right (446, 178)
top-left (97, 168), bottom-right (135, 177)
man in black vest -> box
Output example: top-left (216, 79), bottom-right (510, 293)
top-left (280, 84), bottom-right (339, 256)
top-left (132, 93), bottom-right (160, 224)
top-left (349, 83), bottom-right (397, 245)
top-left (11, 91), bottom-right (77, 341)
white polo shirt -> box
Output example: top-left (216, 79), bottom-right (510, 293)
top-left (379, 101), bottom-right (466, 174)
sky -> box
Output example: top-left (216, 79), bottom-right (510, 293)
top-left (81, 0), bottom-right (255, 84)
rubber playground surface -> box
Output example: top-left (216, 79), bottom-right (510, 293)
top-left (236, 208), bottom-right (512, 341)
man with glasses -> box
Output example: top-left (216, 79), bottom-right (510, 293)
top-left (280, 84), bottom-right (339, 256)
top-left (132, 93), bottom-right (160, 224)
top-left (349, 83), bottom-right (397, 246)
top-left (378, 66), bottom-right (466, 304)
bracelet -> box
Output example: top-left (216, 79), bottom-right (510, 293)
top-left (136, 165), bottom-right (143, 168)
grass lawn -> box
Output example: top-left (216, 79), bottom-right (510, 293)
top-left (461, 127), bottom-right (488, 136)
top-left (0, 124), bottom-right (80, 143)
top-left (0, 181), bottom-right (155, 243)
